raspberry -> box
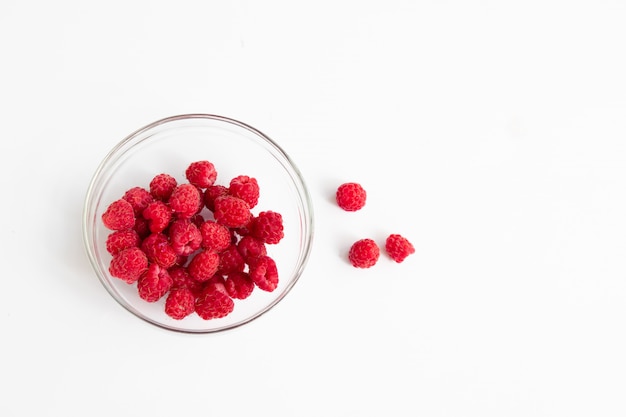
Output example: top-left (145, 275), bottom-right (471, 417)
top-left (169, 183), bottom-right (202, 219)
top-left (213, 195), bottom-right (251, 228)
top-left (236, 235), bottom-right (267, 264)
top-left (200, 220), bottom-right (231, 252)
top-left (249, 255), bottom-right (279, 292)
top-left (205, 274), bottom-right (226, 288)
top-left (251, 211), bottom-right (284, 244)
top-left (168, 266), bottom-right (203, 295)
top-left (141, 233), bottom-right (178, 269)
top-left (336, 182), bottom-right (366, 212)
top-left (137, 263), bottom-right (173, 303)
top-left (187, 250), bottom-right (220, 282)
top-left (385, 234), bottom-right (415, 263)
top-left (224, 271), bottom-right (255, 300)
top-left (102, 199), bottom-right (135, 231)
top-left (231, 219), bottom-right (253, 238)
top-left (150, 173), bottom-right (177, 201)
top-left (168, 218), bottom-right (202, 256)
top-left (185, 160), bottom-right (217, 189)
top-left (218, 244), bottom-right (245, 275)
top-left (348, 238), bottom-right (379, 268)
top-left (195, 282), bottom-right (235, 320)
top-left (190, 213), bottom-right (205, 229)
top-left (109, 247), bottom-right (148, 284)
top-left (229, 175), bottom-right (260, 208)
top-left (142, 200), bottom-right (172, 233)
top-left (203, 185), bottom-right (229, 212)
top-left (165, 288), bottom-right (196, 320)
top-left (133, 216), bottom-right (151, 239)
top-left (122, 187), bottom-right (154, 215)
top-left (105, 229), bottom-right (140, 255)
top-left (100, 160), bottom-right (291, 321)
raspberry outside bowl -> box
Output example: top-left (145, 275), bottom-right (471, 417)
top-left (82, 114), bottom-right (314, 333)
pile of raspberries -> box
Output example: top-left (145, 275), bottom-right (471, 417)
top-left (101, 160), bottom-right (284, 321)
top-left (336, 182), bottom-right (415, 268)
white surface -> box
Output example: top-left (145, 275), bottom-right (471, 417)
top-left (1, 1), bottom-right (626, 416)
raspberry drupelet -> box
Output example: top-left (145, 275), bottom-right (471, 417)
top-left (348, 238), bottom-right (379, 268)
top-left (336, 182), bottom-right (367, 212)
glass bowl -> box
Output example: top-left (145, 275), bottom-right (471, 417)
top-left (82, 114), bottom-right (314, 333)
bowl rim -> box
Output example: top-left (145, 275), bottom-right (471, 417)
top-left (82, 113), bottom-right (314, 334)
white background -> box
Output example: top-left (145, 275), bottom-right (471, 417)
top-left (1, 1), bottom-right (626, 416)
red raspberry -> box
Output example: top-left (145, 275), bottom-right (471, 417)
top-left (190, 213), bottom-right (205, 229)
top-left (137, 263), bottom-right (173, 303)
top-left (348, 238), bottom-right (379, 268)
top-left (231, 218), bottom-right (253, 238)
top-left (213, 195), bottom-right (251, 228)
top-left (204, 274), bottom-right (226, 288)
top-left (168, 218), bottom-right (202, 256)
top-left (150, 173), bottom-right (177, 201)
top-left (168, 266), bottom-right (203, 295)
top-left (185, 160), bottom-right (217, 189)
top-left (174, 254), bottom-right (188, 267)
top-left (229, 175), bottom-right (260, 208)
top-left (195, 282), bottom-right (235, 320)
top-left (102, 199), bottom-right (135, 231)
top-left (224, 271), bottom-right (255, 300)
top-left (142, 200), bottom-right (172, 233)
top-left (169, 183), bottom-right (202, 219)
top-left (122, 187), bottom-right (154, 215)
top-left (218, 244), bottom-right (245, 275)
top-left (108, 247), bottom-right (148, 284)
top-left (385, 234), bottom-right (415, 263)
top-left (236, 235), bottom-right (267, 264)
top-left (203, 185), bottom-right (229, 212)
top-left (249, 255), bottom-right (279, 292)
top-left (133, 216), bottom-right (150, 239)
top-left (187, 250), bottom-right (220, 282)
top-left (141, 233), bottom-right (178, 269)
top-left (251, 211), bottom-right (284, 244)
top-left (199, 220), bottom-right (231, 252)
top-left (165, 288), bottom-right (196, 320)
top-left (336, 182), bottom-right (367, 212)
top-left (105, 229), bottom-right (140, 255)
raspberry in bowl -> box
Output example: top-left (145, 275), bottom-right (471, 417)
top-left (82, 114), bottom-right (314, 333)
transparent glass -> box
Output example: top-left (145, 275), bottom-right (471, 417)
top-left (82, 114), bottom-right (314, 333)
